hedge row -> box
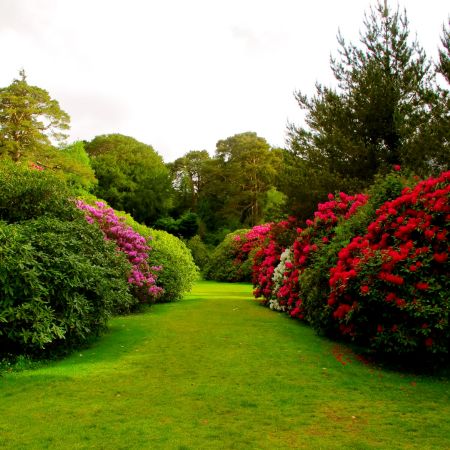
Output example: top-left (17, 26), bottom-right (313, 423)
top-left (208, 170), bottom-right (449, 364)
top-left (0, 163), bottom-right (199, 359)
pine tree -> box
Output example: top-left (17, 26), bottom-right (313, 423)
top-left (287, 1), bottom-right (442, 187)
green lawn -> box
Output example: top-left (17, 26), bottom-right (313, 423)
top-left (1, 280), bottom-right (449, 449)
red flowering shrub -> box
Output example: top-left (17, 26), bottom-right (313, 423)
top-left (274, 193), bottom-right (368, 318)
top-left (328, 171), bottom-right (450, 356)
top-left (252, 219), bottom-right (298, 301)
top-left (300, 171), bottom-right (413, 332)
top-left (205, 225), bottom-right (271, 281)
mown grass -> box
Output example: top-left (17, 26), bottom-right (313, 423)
top-left (1, 280), bottom-right (449, 449)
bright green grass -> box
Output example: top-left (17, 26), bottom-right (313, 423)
top-left (1, 280), bottom-right (449, 449)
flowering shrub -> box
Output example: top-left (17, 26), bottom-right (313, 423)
top-left (269, 248), bottom-right (292, 311)
top-left (234, 224), bottom-right (272, 273)
top-left (95, 207), bottom-right (199, 302)
top-left (205, 225), bottom-right (272, 282)
top-left (327, 171), bottom-right (450, 356)
top-left (271, 193), bottom-right (368, 319)
top-left (300, 171), bottom-right (413, 332)
top-left (252, 219), bottom-right (299, 301)
top-left (76, 200), bottom-right (162, 305)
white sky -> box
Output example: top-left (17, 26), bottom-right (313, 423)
top-left (1, 0), bottom-right (448, 161)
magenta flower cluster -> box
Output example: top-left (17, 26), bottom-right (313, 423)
top-left (76, 200), bottom-right (163, 302)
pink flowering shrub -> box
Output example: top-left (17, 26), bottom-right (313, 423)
top-left (327, 171), bottom-right (449, 357)
top-left (76, 200), bottom-right (162, 305)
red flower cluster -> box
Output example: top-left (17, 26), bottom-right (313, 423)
top-left (252, 219), bottom-right (298, 302)
top-left (276, 193), bottom-right (368, 319)
top-left (328, 171), bottom-right (450, 354)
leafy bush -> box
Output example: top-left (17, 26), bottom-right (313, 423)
top-left (186, 235), bottom-right (211, 272)
top-left (146, 229), bottom-right (199, 302)
top-left (327, 171), bottom-right (449, 357)
top-left (0, 216), bottom-right (133, 357)
top-left (0, 160), bottom-right (77, 223)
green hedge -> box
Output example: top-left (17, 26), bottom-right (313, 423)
top-left (0, 160), bottom-right (77, 223)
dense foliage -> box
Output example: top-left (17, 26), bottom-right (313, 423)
top-left (0, 217), bottom-right (133, 356)
top-left (0, 70), bottom-right (70, 162)
top-left (86, 134), bottom-right (173, 225)
top-left (0, 165), bottom-right (134, 357)
top-left (0, 159), bottom-right (77, 223)
top-left (116, 210), bottom-right (199, 302)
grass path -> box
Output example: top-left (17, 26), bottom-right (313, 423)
top-left (1, 280), bottom-right (449, 449)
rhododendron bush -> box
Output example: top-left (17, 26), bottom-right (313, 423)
top-left (251, 219), bottom-right (299, 300)
top-left (205, 225), bottom-right (272, 282)
top-left (327, 171), bottom-right (449, 356)
top-left (272, 193), bottom-right (368, 319)
top-left (76, 200), bottom-right (162, 305)
top-left (249, 170), bottom-right (449, 362)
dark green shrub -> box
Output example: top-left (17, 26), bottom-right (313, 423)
top-left (186, 235), bottom-right (211, 271)
top-left (0, 216), bottom-right (133, 357)
top-left (0, 160), bottom-right (77, 223)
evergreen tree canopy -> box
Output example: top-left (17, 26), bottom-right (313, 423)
top-left (288, 1), bottom-right (446, 188)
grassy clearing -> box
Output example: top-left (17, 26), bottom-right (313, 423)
top-left (1, 280), bottom-right (449, 449)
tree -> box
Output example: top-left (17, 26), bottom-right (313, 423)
top-left (85, 134), bottom-right (173, 225)
top-left (30, 141), bottom-right (98, 192)
top-left (202, 132), bottom-right (282, 228)
top-left (438, 19), bottom-right (450, 83)
top-left (0, 70), bottom-right (70, 162)
top-left (168, 150), bottom-right (210, 214)
top-left (287, 1), bottom-right (443, 189)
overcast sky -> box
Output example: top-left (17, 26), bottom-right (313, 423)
top-left (1, 0), bottom-right (449, 161)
